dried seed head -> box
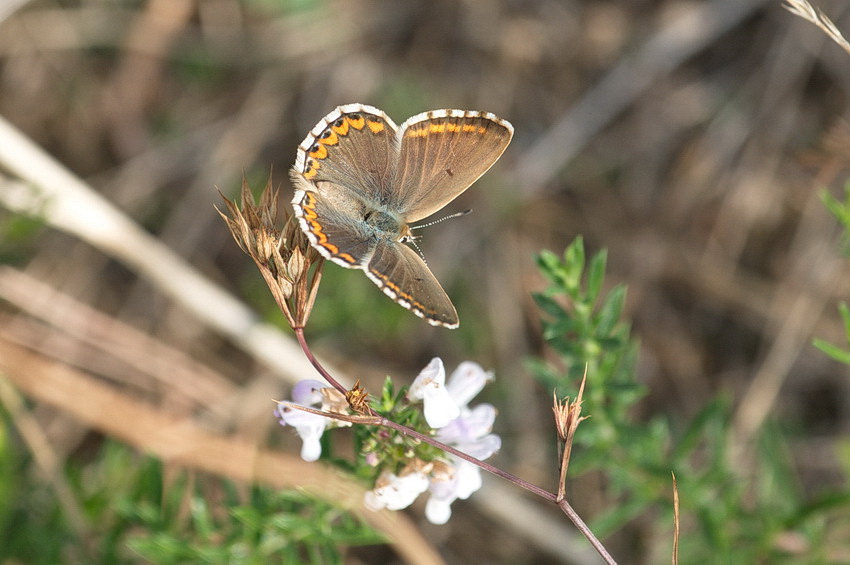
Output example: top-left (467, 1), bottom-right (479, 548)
top-left (346, 380), bottom-right (372, 415)
top-left (217, 174), bottom-right (324, 328)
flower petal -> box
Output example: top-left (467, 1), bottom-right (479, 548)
top-left (425, 497), bottom-right (453, 525)
top-left (290, 379), bottom-right (329, 406)
top-left (446, 361), bottom-right (492, 408)
top-left (453, 462), bottom-right (483, 499)
top-left (422, 386), bottom-right (460, 429)
top-left (299, 434), bottom-right (322, 462)
top-left (364, 472), bottom-right (430, 512)
top-left (276, 402), bottom-right (330, 462)
top-left (408, 358), bottom-right (445, 401)
top-left (409, 358), bottom-right (460, 428)
top-left (436, 403), bottom-right (497, 443)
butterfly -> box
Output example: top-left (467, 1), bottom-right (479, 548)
top-left (291, 103), bottom-right (513, 328)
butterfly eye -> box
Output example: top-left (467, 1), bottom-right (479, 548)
top-left (349, 113), bottom-right (361, 120)
top-left (320, 130), bottom-right (332, 139)
top-left (333, 118), bottom-right (344, 127)
top-left (310, 143), bottom-right (320, 153)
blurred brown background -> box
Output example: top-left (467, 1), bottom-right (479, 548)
top-left (1, 0), bottom-right (849, 563)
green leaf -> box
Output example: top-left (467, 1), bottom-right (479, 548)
top-left (838, 302), bottom-right (850, 338)
top-left (562, 237), bottom-right (586, 293)
top-left (813, 338), bottom-right (850, 364)
top-left (586, 248), bottom-right (607, 302)
top-left (531, 292), bottom-right (566, 319)
top-left (595, 285), bottom-right (626, 337)
top-left (535, 250), bottom-right (564, 285)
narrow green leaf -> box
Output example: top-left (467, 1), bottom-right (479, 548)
top-left (535, 250), bottom-right (563, 285)
top-left (813, 338), bottom-right (850, 364)
top-left (838, 302), bottom-right (850, 339)
top-left (562, 237), bottom-right (585, 292)
top-left (596, 285), bottom-right (626, 337)
top-left (531, 292), bottom-right (566, 319)
top-left (587, 248), bottom-right (607, 302)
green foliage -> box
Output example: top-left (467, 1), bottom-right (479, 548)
top-left (0, 439), bottom-right (382, 564)
top-left (0, 208), bottom-right (47, 265)
top-left (122, 484), bottom-right (382, 565)
top-left (813, 302), bottom-right (850, 364)
top-left (814, 186), bottom-right (850, 363)
top-left (530, 238), bottom-right (643, 460)
top-left (327, 377), bottom-right (446, 483)
top-left (821, 186), bottom-right (850, 257)
top-left (530, 237), bottom-right (849, 562)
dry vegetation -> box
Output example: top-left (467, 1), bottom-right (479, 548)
top-left (1, 0), bottom-right (849, 563)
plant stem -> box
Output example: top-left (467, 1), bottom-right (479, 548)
top-left (558, 499), bottom-right (617, 565)
top-left (293, 327), bottom-right (348, 398)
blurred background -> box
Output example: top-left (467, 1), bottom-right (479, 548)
top-left (1, 0), bottom-right (849, 563)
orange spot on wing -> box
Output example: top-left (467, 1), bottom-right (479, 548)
top-left (321, 131), bottom-right (339, 146)
top-left (366, 119), bottom-right (385, 134)
top-left (348, 115), bottom-right (366, 130)
top-left (309, 144), bottom-right (328, 159)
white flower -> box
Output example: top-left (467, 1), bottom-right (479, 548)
top-left (408, 358), bottom-right (460, 428)
top-left (275, 379), bottom-right (344, 462)
top-left (425, 460), bottom-right (483, 524)
top-left (425, 405), bottom-right (501, 524)
top-left (363, 471), bottom-right (430, 512)
top-left (427, 362), bottom-right (500, 524)
top-left (394, 359), bottom-right (501, 524)
top-left (275, 404), bottom-right (327, 461)
top-left (436, 404), bottom-right (500, 451)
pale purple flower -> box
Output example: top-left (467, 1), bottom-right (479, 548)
top-left (446, 361), bottom-right (493, 408)
top-left (275, 379), bottom-right (345, 462)
top-left (426, 403), bottom-right (501, 524)
top-left (426, 361), bottom-right (500, 524)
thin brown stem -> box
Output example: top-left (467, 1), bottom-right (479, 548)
top-left (557, 443), bottom-right (570, 502)
top-left (558, 499), bottom-right (618, 565)
top-left (293, 327), bottom-right (348, 398)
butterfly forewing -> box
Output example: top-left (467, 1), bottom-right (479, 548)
top-left (294, 104), bottom-right (399, 205)
top-left (394, 110), bottom-right (513, 222)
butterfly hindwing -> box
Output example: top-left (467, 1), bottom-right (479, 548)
top-left (366, 240), bottom-right (459, 328)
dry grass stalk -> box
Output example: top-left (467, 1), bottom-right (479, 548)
top-left (784, 0), bottom-right (850, 55)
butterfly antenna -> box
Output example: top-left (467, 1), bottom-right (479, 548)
top-left (410, 209), bottom-right (472, 230)
top-left (407, 237), bottom-right (428, 263)
top-left (406, 210), bottom-right (471, 262)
